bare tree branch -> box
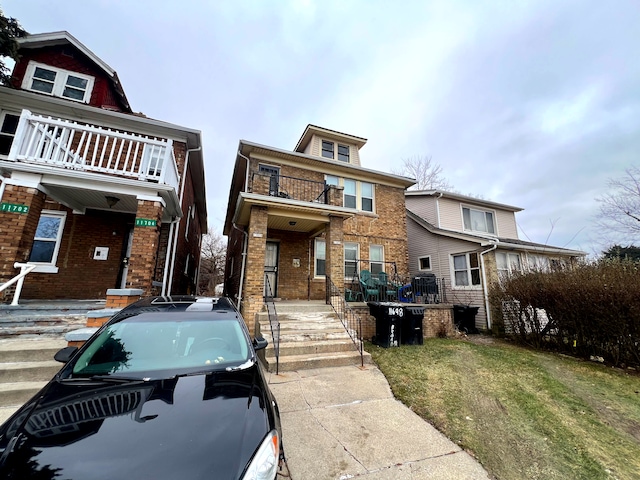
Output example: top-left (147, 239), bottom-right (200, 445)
top-left (595, 165), bottom-right (640, 245)
top-left (392, 155), bottom-right (453, 191)
top-left (198, 228), bottom-right (227, 295)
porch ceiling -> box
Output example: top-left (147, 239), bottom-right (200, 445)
top-left (234, 192), bottom-right (355, 233)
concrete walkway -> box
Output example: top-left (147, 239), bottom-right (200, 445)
top-left (269, 365), bottom-right (490, 480)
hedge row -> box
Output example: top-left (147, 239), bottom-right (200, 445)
top-left (489, 259), bottom-right (640, 368)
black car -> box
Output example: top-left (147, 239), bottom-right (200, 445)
top-left (0, 296), bottom-right (284, 480)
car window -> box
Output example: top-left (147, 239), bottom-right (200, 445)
top-left (71, 316), bottom-right (250, 377)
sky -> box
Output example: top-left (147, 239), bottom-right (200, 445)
top-left (3, 0), bottom-right (639, 256)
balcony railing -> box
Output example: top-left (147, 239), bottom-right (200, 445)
top-left (7, 110), bottom-right (180, 190)
top-left (251, 172), bottom-right (331, 204)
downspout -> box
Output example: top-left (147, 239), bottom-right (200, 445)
top-left (168, 146), bottom-right (201, 296)
top-left (161, 217), bottom-right (179, 296)
top-left (233, 223), bottom-right (249, 310)
top-left (435, 192), bottom-right (443, 228)
top-left (479, 243), bottom-right (498, 330)
top-left (232, 149), bottom-right (252, 310)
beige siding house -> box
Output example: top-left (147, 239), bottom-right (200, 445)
top-left (406, 190), bottom-right (585, 331)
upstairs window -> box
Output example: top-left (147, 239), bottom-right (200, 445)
top-left (452, 252), bottom-right (481, 288)
top-left (361, 182), bottom-right (373, 212)
top-left (22, 62), bottom-right (94, 103)
top-left (325, 175), bottom-right (375, 213)
top-left (337, 144), bottom-right (350, 162)
top-left (0, 112), bottom-right (19, 156)
top-left (462, 206), bottom-right (496, 235)
top-left (321, 140), bottom-right (334, 159)
top-left (343, 179), bottom-right (357, 209)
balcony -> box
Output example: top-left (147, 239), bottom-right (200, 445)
top-left (6, 109), bottom-right (180, 190)
top-left (249, 172), bottom-right (334, 205)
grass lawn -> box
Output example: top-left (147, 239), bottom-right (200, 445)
top-left (367, 337), bottom-right (640, 480)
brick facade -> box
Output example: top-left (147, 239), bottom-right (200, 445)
top-left (241, 205), bottom-right (268, 334)
top-left (127, 199), bottom-right (163, 295)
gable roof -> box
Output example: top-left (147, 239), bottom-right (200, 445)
top-left (406, 189), bottom-right (524, 212)
top-left (17, 31), bottom-right (132, 112)
top-left (407, 209), bottom-right (586, 256)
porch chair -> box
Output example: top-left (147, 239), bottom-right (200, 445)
top-left (359, 270), bottom-right (379, 302)
top-left (377, 272), bottom-right (398, 301)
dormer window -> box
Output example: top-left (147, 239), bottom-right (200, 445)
top-left (462, 206), bottom-right (496, 235)
top-left (22, 62), bottom-right (94, 103)
top-left (321, 140), bottom-right (350, 162)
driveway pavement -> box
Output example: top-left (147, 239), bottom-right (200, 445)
top-left (268, 364), bottom-right (490, 480)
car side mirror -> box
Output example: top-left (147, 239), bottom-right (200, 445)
top-left (253, 337), bottom-right (268, 351)
top-left (54, 346), bottom-right (78, 363)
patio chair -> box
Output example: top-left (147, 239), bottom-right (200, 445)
top-left (359, 270), bottom-right (379, 302)
top-left (377, 272), bottom-right (398, 301)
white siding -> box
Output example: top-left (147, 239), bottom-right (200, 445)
top-left (407, 217), bottom-right (489, 330)
top-left (405, 196), bottom-right (438, 225)
top-left (438, 197), bottom-right (464, 230)
top-left (495, 210), bottom-right (518, 238)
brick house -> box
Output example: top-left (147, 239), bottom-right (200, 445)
top-left (0, 31), bottom-right (207, 302)
top-left (405, 190), bottom-right (585, 331)
top-left (223, 125), bottom-right (415, 331)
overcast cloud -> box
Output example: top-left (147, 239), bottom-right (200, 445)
top-left (3, 0), bottom-right (639, 255)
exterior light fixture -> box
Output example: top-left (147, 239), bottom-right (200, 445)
top-left (289, 221), bottom-right (297, 226)
top-left (105, 195), bottom-right (120, 208)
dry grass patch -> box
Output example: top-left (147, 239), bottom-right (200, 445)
top-left (368, 338), bottom-right (640, 480)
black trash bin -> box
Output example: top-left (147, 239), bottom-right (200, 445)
top-left (368, 302), bottom-right (404, 347)
top-left (402, 305), bottom-right (425, 345)
top-left (453, 305), bottom-right (479, 333)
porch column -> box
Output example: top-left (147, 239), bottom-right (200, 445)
top-left (241, 205), bottom-right (268, 336)
top-left (127, 198), bottom-right (164, 296)
top-left (0, 182), bottom-right (46, 302)
top-left (326, 215), bottom-right (344, 290)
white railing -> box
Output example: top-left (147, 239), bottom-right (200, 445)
top-left (7, 110), bottom-right (180, 190)
top-left (0, 263), bottom-right (37, 306)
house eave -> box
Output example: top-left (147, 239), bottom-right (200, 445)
top-left (406, 189), bottom-right (524, 212)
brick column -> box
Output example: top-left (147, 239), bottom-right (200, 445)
top-left (0, 184), bottom-right (46, 302)
top-left (326, 215), bottom-right (344, 292)
top-left (127, 199), bottom-right (163, 295)
top-left (327, 185), bottom-right (344, 206)
top-left (241, 205), bottom-right (268, 336)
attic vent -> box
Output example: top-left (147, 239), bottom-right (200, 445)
top-left (62, 46), bottom-right (75, 57)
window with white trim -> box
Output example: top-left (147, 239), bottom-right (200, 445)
top-left (337, 144), bottom-right (350, 162)
top-left (315, 238), bottom-right (326, 277)
top-left (325, 175), bottom-right (375, 213)
top-left (496, 252), bottom-right (521, 279)
top-left (462, 206), bottom-right (496, 235)
top-left (22, 62), bottom-right (95, 103)
top-left (0, 112), bottom-right (19, 156)
top-left (452, 252), bottom-right (481, 287)
top-left (418, 256), bottom-right (432, 271)
top-left (321, 140), bottom-right (350, 163)
top-left (527, 254), bottom-right (550, 271)
top-left (321, 140), bottom-right (334, 159)
top-left (370, 245), bottom-right (384, 275)
top-left (344, 242), bottom-right (359, 279)
top-left (29, 211), bottom-right (66, 270)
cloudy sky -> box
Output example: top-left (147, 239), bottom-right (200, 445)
top-left (4, 0), bottom-right (639, 256)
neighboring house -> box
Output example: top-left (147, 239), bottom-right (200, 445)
top-left (223, 124), bottom-right (414, 331)
top-left (405, 190), bottom-right (585, 331)
top-left (0, 31), bottom-right (207, 302)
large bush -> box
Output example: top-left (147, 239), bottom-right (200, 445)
top-left (490, 259), bottom-right (640, 368)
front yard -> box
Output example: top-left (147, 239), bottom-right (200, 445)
top-left (368, 338), bottom-right (640, 480)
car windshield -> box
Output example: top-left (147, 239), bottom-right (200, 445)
top-left (70, 313), bottom-right (251, 378)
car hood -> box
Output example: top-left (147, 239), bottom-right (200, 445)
top-left (0, 365), bottom-right (274, 480)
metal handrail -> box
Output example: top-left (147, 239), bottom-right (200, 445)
top-left (0, 262), bottom-right (37, 306)
top-left (264, 275), bottom-right (280, 374)
top-left (251, 172), bottom-right (330, 204)
top-left (326, 275), bottom-right (364, 367)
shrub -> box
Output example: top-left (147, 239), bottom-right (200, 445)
top-left (489, 259), bottom-right (640, 367)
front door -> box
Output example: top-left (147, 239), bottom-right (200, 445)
top-left (116, 226), bottom-right (134, 289)
top-left (264, 241), bottom-right (279, 298)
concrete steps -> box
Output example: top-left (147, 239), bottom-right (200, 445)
top-left (0, 338), bottom-right (66, 418)
top-left (257, 302), bottom-right (371, 372)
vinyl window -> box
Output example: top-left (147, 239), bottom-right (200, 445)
top-left (418, 256), bottom-right (432, 271)
top-left (337, 144), bottom-right (349, 162)
top-left (452, 252), bottom-right (481, 288)
top-left (496, 252), bottom-right (521, 279)
top-left (315, 238), bottom-right (326, 277)
top-left (462, 206), bottom-right (496, 235)
top-left (321, 140), bottom-right (334, 159)
top-left (344, 242), bottom-right (359, 279)
top-left (29, 210), bottom-right (66, 272)
top-left (22, 62), bottom-right (95, 103)
top-left (369, 245), bottom-right (384, 275)
top-left (0, 112), bottom-right (19, 156)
